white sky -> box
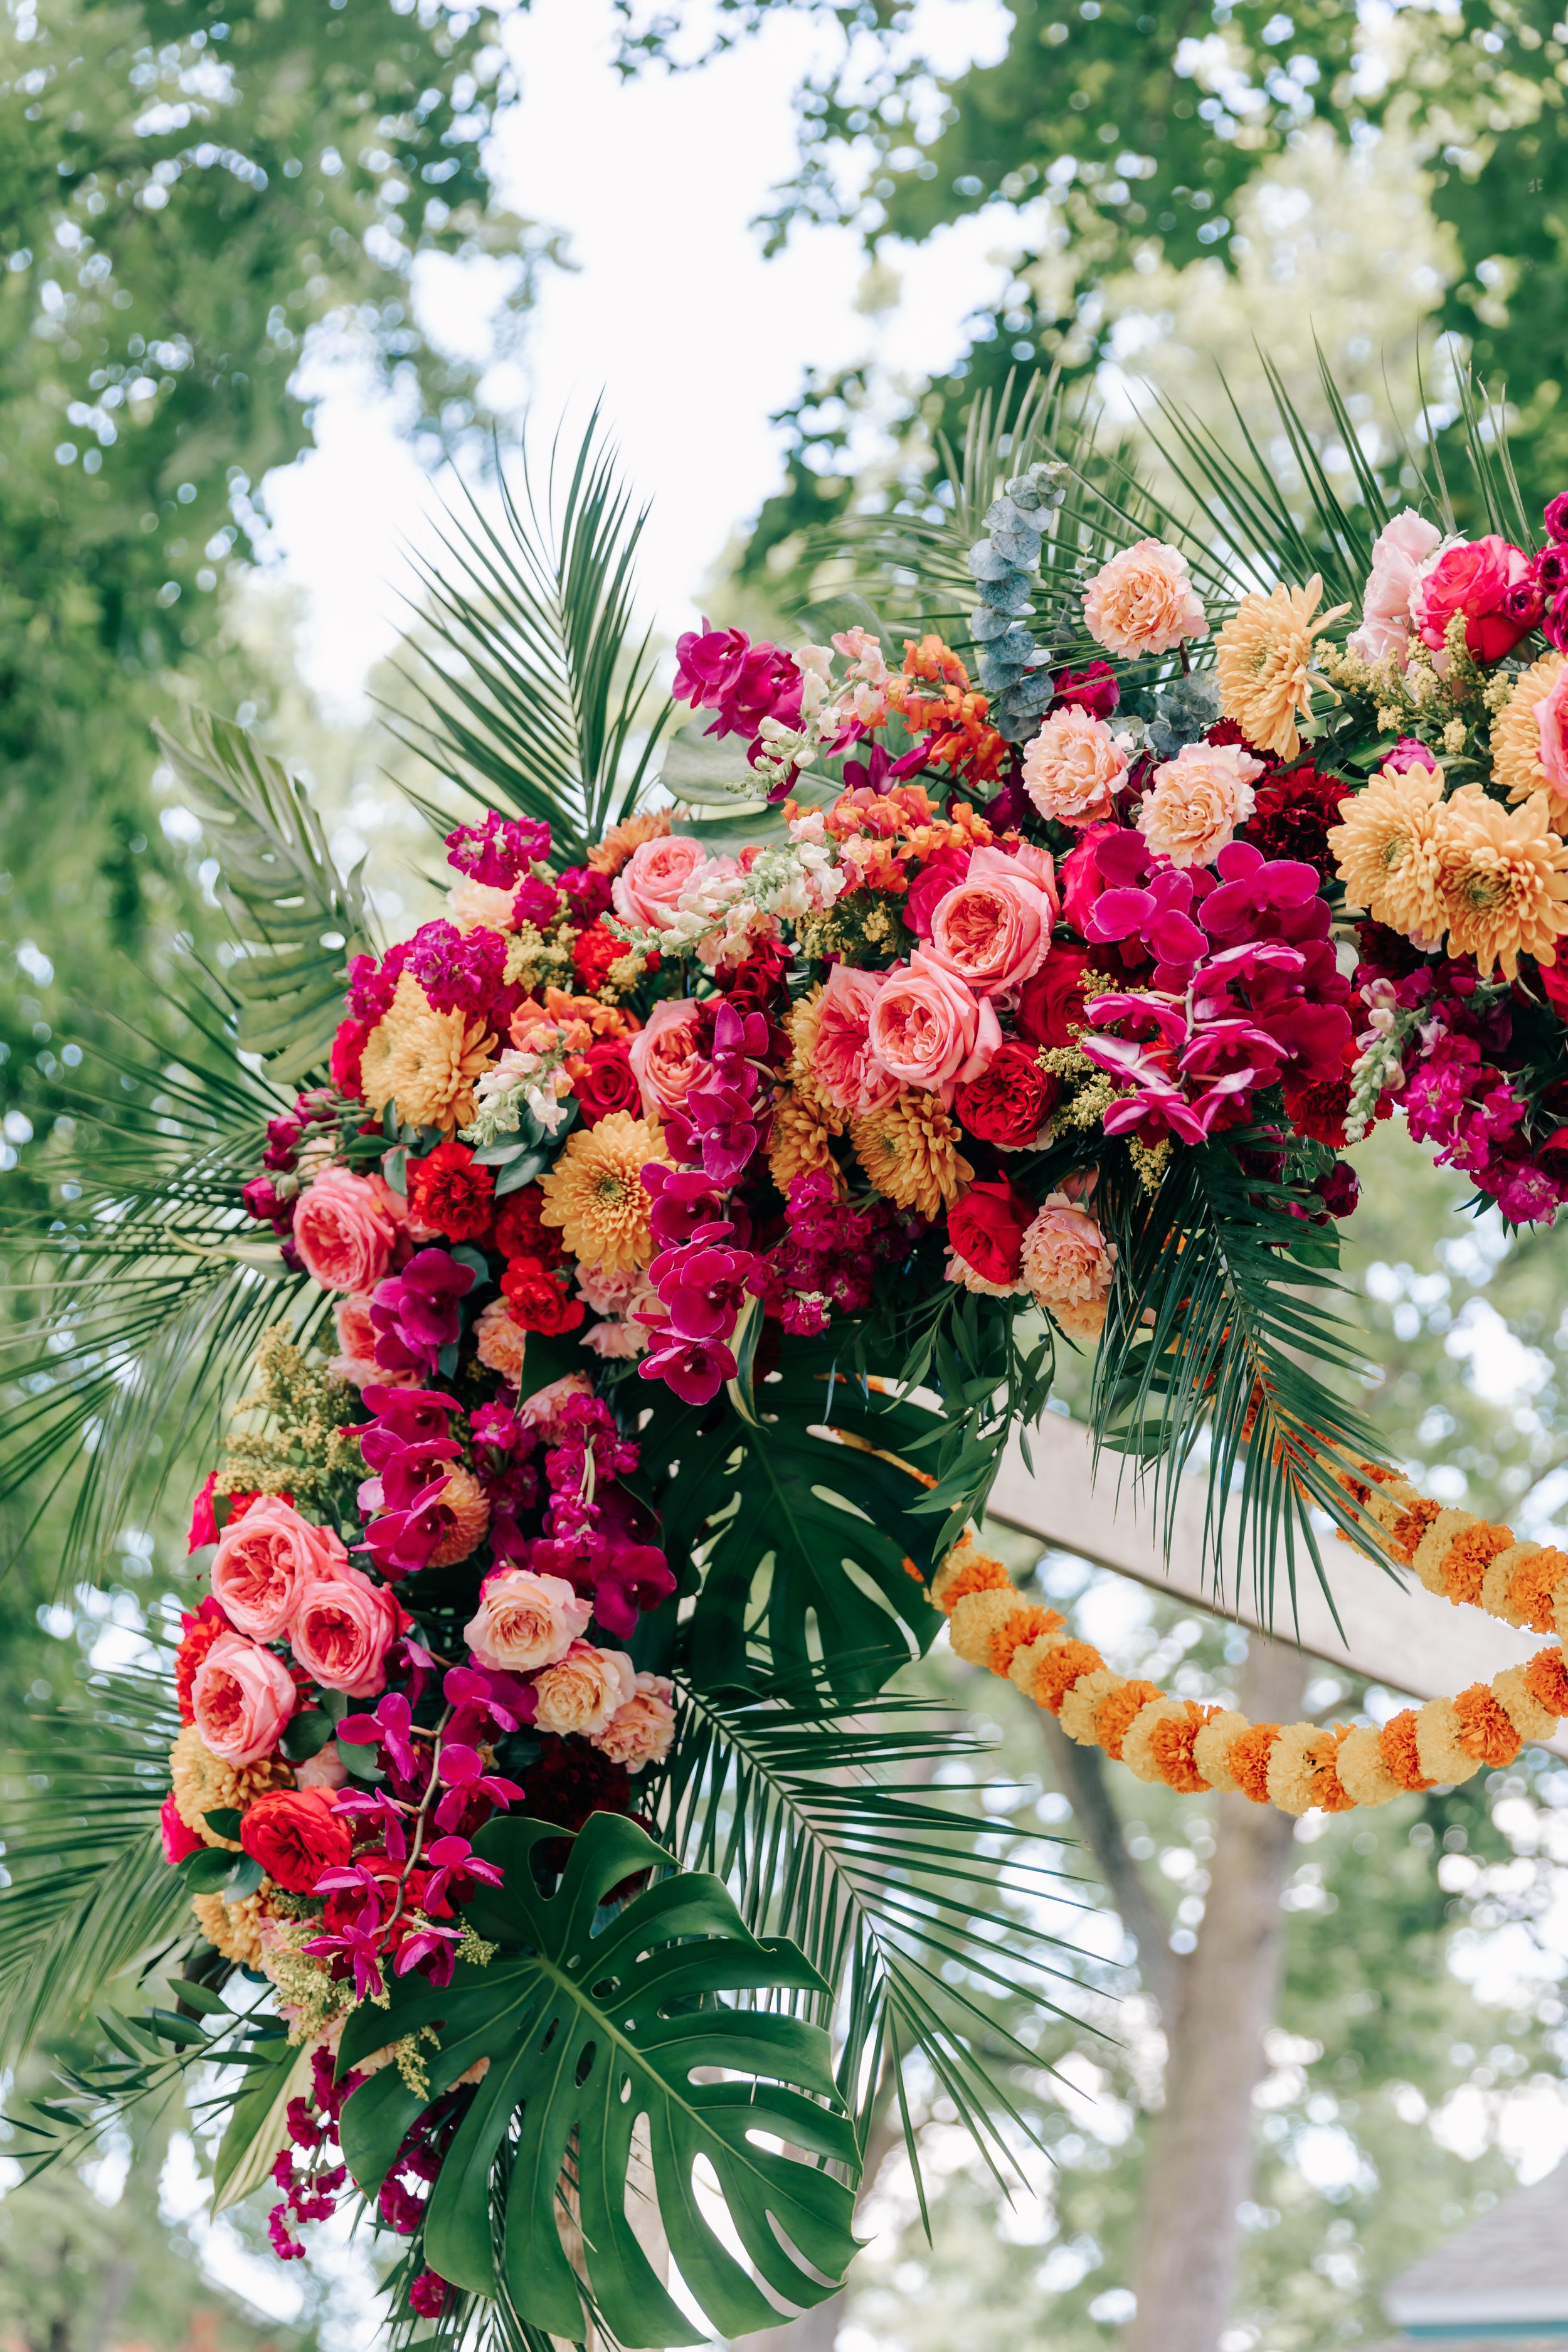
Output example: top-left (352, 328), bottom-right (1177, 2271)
top-left (259, 0), bottom-right (1016, 714)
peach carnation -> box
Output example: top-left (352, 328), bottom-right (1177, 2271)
top-left (1136, 740), bottom-right (1263, 869)
top-left (464, 1566), bottom-right (590, 1673)
top-left (532, 1640), bottom-right (638, 1739)
top-left (1021, 707), bottom-right (1130, 827)
top-left (1216, 576), bottom-right (1347, 760)
top-left (474, 1296), bottom-right (528, 1384)
top-left (538, 1110), bottom-right (667, 1272)
top-left (1326, 759), bottom-right (1447, 941)
top-left (331, 1293), bottom-right (391, 1389)
top-left (1436, 785), bottom-right (1568, 980)
top-left (448, 876), bottom-right (522, 931)
top-left (593, 1671), bottom-right (678, 1771)
top-left (1083, 537), bottom-right (1208, 659)
top-left (1020, 1195), bottom-right (1115, 1340)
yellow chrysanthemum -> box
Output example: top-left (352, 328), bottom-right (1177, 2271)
top-left (852, 1089), bottom-right (973, 1218)
top-left (586, 807), bottom-right (671, 877)
top-left (1491, 651), bottom-right (1568, 824)
top-left (169, 1722), bottom-right (293, 1847)
top-left (359, 972), bottom-right (495, 1133)
top-left (192, 1887), bottom-right (272, 1968)
top-left (1436, 785), bottom-right (1568, 980)
top-left (784, 987), bottom-right (847, 1132)
top-left (538, 1110), bottom-right (668, 1272)
top-left (768, 1088), bottom-right (844, 1192)
top-left (1326, 760), bottom-right (1447, 941)
top-left (1215, 576), bottom-right (1348, 759)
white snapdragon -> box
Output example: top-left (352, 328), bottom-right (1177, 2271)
top-left (464, 1047), bottom-right (573, 1147)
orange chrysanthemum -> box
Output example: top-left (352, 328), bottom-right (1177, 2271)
top-left (852, 1090), bottom-right (973, 1218)
top-left (586, 807), bottom-right (670, 877)
top-left (1229, 1722), bottom-right (1282, 1804)
top-left (1439, 1521), bottom-right (1513, 1608)
top-left (1523, 1646), bottom-right (1568, 1719)
top-left (1327, 760), bottom-right (1447, 941)
top-left (537, 1110), bottom-right (667, 1273)
top-left (1095, 1679), bottom-right (1162, 1761)
top-left (1034, 1639), bottom-right (1104, 1715)
top-left (1508, 1546), bottom-right (1568, 1634)
top-left (1436, 785), bottom-right (1568, 981)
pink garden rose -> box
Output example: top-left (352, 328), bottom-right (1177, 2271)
top-left (924, 844), bottom-right (1058, 998)
top-left (532, 1640), bottom-right (638, 1738)
top-left (867, 949), bottom-right (1002, 1098)
top-left (211, 1496), bottom-right (348, 1641)
top-left (191, 1631), bottom-right (297, 1765)
top-left (1083, 538), bottom-right (1207, 658)
top-left (810, 962), bottom-right (899, 1116)
top-left (593, 1671), bottom-right (677, 1771)
top-left (295, 1740), bottom-right (349, 1791)
top-left (463, 1565), bottom-right (591, 1673)
top-left (612, 835), bottom-right (707, 931)
top-left (1135, 741), bottom-right (1264, 868)
top-left (289, 1565), bottom-right (402, 1698)
top-left (627, 997), bottom-right (707, 1121)
top-left (1539, 665), bottom-right (1568, 802)
top-left (293, 1167), bottom-right (400, 1295)
top-left (1347, 509), bottom-right (1443, 666)
top-left (1020, 706), bottom-right (1129, 826)
top-left (1412, 533), bottom-right (1535, 664)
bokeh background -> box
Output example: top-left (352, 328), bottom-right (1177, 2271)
top-left (3, 2), bottom-right (1568, 2348)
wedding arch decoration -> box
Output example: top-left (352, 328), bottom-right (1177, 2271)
top-left (6, 372), bottom-right (1568, 2348)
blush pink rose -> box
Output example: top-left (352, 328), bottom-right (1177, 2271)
top-left (211, 1497), bottom-right (348, 1641)
top-left (1346, 509), bottom-right (1443, 666)
top-left (1412, 534), bottom-right (1535, 664)
top-left (330, 1293), bottom-right (402, 1390)
top-left (1136, 741), bottom-right (1264, 868)
top-left (627, 997), bottom-right (707, 1120)
top-left (532, 1640), bottom-right (638, 1738)
top-left (292, 1167), bottom-right (400, 1295)
top-left (810, 963), bottom-right (899, 1116)
top-left (1539, 665), bottom-right (1568, 802)
top-left (592, 1671), bottom-right (677, 1771)
top-left (924, 845), bottom-right (1058, 998)
top-left (1021, 707), bottom-right (1130, 826)
top-left (1020, 1195), bottom-right (1116, 1341)
top-left (1083, 538), bottom-right (1207, 658)
top-left (290, 1565), bottom-right (402, 1698)
top-left (464, 1566), bottom-right (591, 1673)
top-left (612, 835), bottom-right (707, 931)
top-left (295, 1740), bottom-right (349, 1791)
top-left (867, 950), bottom-right (1002, 1098)
top-left (191, 1631), bottom-right (297, 1765)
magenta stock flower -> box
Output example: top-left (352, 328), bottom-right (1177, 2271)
top-left (445, 808), bottom-right (551, 887)
top-left (406, 919), bottom-right (508, 1019)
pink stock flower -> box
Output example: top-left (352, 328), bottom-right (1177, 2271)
top-left (627, 997), bottom-right (707, 1121)
top-left (532, 1640), bottom-right (638, 1738)
top-left (923, 844), bottom-right (1058, 997)
top-left (1412, 534), bottom-right (1537, 664)
top-left (810, 963), bottom-right (899, 1116)
top-left (612, 835), bottom-right (708, 932)
top-left (290, 1565), bottom-right (402, 1698)
top-left (211, 1497), bottom-right (348, 1641)
top-left (1347, 509), bottom-right (1444, 665)
top-left (464, 1567), bottom-right (591, 1673)
top-left (866, 950), bottom-right (1002, 1097)
top-left (292, 1168), bottom-right (400, 1295)
top-left (593, 1671), bottom-right (677, 1771)
top-left (191, 1631), bottom-right (297, 1765)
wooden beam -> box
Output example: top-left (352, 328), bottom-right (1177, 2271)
top-left (986, 1413), bottom-right (1568, 1762)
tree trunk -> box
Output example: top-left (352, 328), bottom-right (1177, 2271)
top-left (1121, 1633), bottom-right (1308, 2352)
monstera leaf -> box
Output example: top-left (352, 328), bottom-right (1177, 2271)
top-left (336, 1814), bottom-right (859, 2348)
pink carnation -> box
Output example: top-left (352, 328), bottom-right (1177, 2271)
top-left (1135, 741), bottom-right (1264, 869)
top-left (1347, 509), bottom-right (1443, 666)
top-left (292, 1167), bottom-right (400, 1295)
top-left (532, 1640), bottom-right (638, 1738)
top-left (612, 835), bottom-right (707, 932)
top-left (810, 963), bottom-right (899, 1116)
top-left (464, 1567), bottom-right (591, 1673)
top-left (627, 997), bottom-right (707, 1121)
top-left (592, 1671), bottom-right (677, 1771)
top-left (1083, 538), bottom-right (1207, 659)
top-left (868, 951), bottom-right (1002, 1097)
top-left (923, 844), bottom-right (1057, 999)
top-left (191, 1632), bottom-right (297, 1765)
top-left (289, 1565), bottom-right (402, 1698)
top-left (1021, 706), bottom-right (1129, 827)
top-left (211, 1497), bottom-right (348, 1641)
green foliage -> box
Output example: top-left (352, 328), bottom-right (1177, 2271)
top-left (337, 1811), bottom-right (861, 2348)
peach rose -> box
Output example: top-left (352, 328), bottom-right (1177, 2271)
top-left (810, 963), bottom-right (898, 1116)
top-left (1021, 707), bottom-right (1130, 826)
top-left (867, 950), bottom-right (1002, 1097)
top-left (1083, 538), bottom-right (1208, 659)
top-left (191, 1632), bottom-right (297, 1765)
top-left (474, 1297), bottom-right (528, 1384)
top-left (593, 1671), bottom-right (677, 1771)
top-left (924, 845), bottom-right (1057, 998)
top-left (464, 1567), bottom-right (591, 1673)
top-left (211, 1497), bottom-right (348, 1641)
top-left (1539, 666), bottom-right (1568, 801)
top-left (1135, 741), bottom-right (1264, 868)
top-left (532, 1640), bottom-right (638, 1739)
top-left (290, 1565), bottom-right (402, 1698)
top-left (329, 1293), bottom-right (389, 1389)
top-left (1346, 509), bottom-right (1444, 667)
top-left (295, 1740), bottom-right (349, 1791)
top-left (627, 997), bottom-right (707, 1120)
top-left (612, 835), bottom-right (708, 932)
top-left (292, 1167), bottom-right (400, 1295)
top-left (1020, 1196), bottom-right (1116, 1340)
top-left (448, 876), bottom-right (521, 931)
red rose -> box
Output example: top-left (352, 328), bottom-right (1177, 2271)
top-left (501, 1256), bottom-right (586, 1336)
top-left (239, 1786), bottom-right (352, 1894)
top-left (947, 1179), bottom-right (1035, 1287)
top-left (406, 1137), bottom-right (495, 1242)
top-left (1016, 946), bottom-right (1093, 1049)
top-left (494, 1185), bottom-right (563, 1267)
top-left (954, 1042), bottom-right (1057, 1148)
top-left (568, 1039), bottom-right (640, 1127)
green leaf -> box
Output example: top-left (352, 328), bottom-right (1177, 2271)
top-left (203, 1808), bottom-right (243, 1842)
top-left (337, 1814), bottom-right (860, 2348)
top-left (213, 2035), bottom-right (315, 2213)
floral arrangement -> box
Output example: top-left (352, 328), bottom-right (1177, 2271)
top-left (13, 390), bottom-right (1568, 2349)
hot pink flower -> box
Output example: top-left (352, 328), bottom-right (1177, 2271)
top-left (868, 950), bottom-right (1002, 1096)
top-left (464, 1566), bottom-right (591, 1673)
top-left (160, 1791), bottom-right (202, 1865)
top-left (290, 1566), bottom-right (402, 1698)
top-left (211, 1498), bottom-right (348, 1642)
top-left (810, 963), bottom-right (899, 1115)
top-left (292, 1167), bottom-right (400, 1295)
top-left (1539, 666), bottom-right (1568, 801)
top-left (192, 1632), bottom-right (297, 1765)
top-left (924, 844), bottom-right (1057, 997)
top-left (627, 997), bottom-right (707, 1121)
top-left (612, 835), bottom-right (708, 932)
top-left (592, 1671), bottom-right (677, 1771)
top-left (1412, 534), bottom-right (1537, 664)
top-left (1347, 509), bottom-right (1443, 666)
top-left (532, 1640), bottom-right (638, 1738)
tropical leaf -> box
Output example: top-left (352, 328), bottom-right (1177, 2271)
top-left (337, 1812), bottom-right (860, 2349)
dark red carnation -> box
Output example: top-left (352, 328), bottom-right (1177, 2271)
top-left (1207, 718), bottom-right (1277, 761)
top-left (568, 1039), bottom-right (640, 1127)
top-left (525, 1732), bottom-right (632, 1836)
top-left (1240, 763), bottom-right (1347, 871)
top-left (494, 1185), bottom-right (563, 1267)
top-left (1281, 1069), bottom-right (1390, 1148)
top-left (406, 1138), bottom-right (495, 1242)
top-left (1015, 945), bottom-right (1093, 1049)
top-left (947, 1179), bottom-right (1035, 1287)
top-left (240, 1788), bottom-right (352, 1894)
top-left (954, 1042), bottom-right (1057, 1149)
top-left (501, 1256), bottom-right (586, 1336)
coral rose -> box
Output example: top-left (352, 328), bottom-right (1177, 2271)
top-left (1021, 706), bottom-right (1129, 827)
top-left (627, 997), bottom-right (707, 1121)
top-left (239, 1786), bottom-right (352, 1895)
top-left (211, 1498), bottom-right (347, 1641)
top-left (810, 962), bottom-right (898, 1116)
top-left (1136, 741), bottom-right (1264, 868)
top-left (532, 1640), bottom-right (638, 1739)
top-left (191, 1633), bottom-right (297, 1766)
top-left (1083, 538), bottom-right (1207, 659)
top-left (1347, 509), bottom-right (1443, 666)
top-left (1021, 1197), bottom-right (1116, 1340)
top-left (924, 845), bottom-right (1057, 998)
top-left (867, 950), bottom-right (1002, 1098)
top-left (329, 1293), bottom-right (390, 1389)
top-left (464, 1566), bottom-right (591, 1673)
top-left (612, 835), bottom-right (707, 931)
top-left (292, 1166), bottom-right (400, 1295)
top-left (289, 1565), bottom-right (401, 1698)
top-left (1412, 534), bottom-right (1536, 665)
top-left (593, 1671), bottom-right (677, 1771)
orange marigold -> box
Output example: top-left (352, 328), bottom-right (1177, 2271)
top-left (1315, 1728), bottom-right (1357, 1813)
top-left (1035, 1640), bottom-right (1104, 1715)
top-left (1147, 1702), bottom-right (1216, 1793)
top-left (1390, 1499), bottom-right (1440, 1564)
top-left (1379, 1709), bottom-right (1436, 1791)
top-left (988, 1603), bottom-right (1062, 1678)
top-left (1453, 1683), bottom-right (1522, 1767)
top-left (1523, 1646), bottom-right (1568, 1719)
top-left (1094, 1679), bottom-right (1162, 1762)
top-left (933, 1549), bottom-right (1014, 1616)
top-left (1230, 1722), bottom-right (1282, 1804)
top-left (1509, 1546), bottom-right (1568, 1633)
top-left (1440, 1522), bottom-right (1513, 1608)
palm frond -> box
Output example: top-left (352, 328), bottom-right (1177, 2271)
top-left (389, 413), bottom-right (672, 864)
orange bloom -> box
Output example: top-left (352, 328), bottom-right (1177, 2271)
top-left (1453, 1684), bottom-right (1522, 1767)
top-left (1439, 1521), bottom-right (1513, 1608)
top-left (1094, 1678), bottom-right (1162, 1761)
top-left (1378, 1709), bottom-right (1435, 1790)
top-left (1229, 1722), bottom-right (1282, 1803)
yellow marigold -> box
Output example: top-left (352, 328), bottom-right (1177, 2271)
top-left (852, 1089), bottom-right (973, 1217)
top-left (1325, 758), bottom-right (1446, 940)
top-left (1490, 651), bottom-right (1568, 825)
top-left (192, 1887), bottom-right (272, 1968)
top-left (1215, 576), bottom-right (1348, 759)
top-left (768, 1088), bottom-right (843, 1192)
top-left (586, 807), bottom-right (671, 877)
top-left (359, 972), bottom-right (495, 1133)
top-left (1436, 785), bottom-right (1568, 980)
top-left (169, 1722), bottom-right (293, 1846)
top-left (538, 1110), bottom-right (667, 1272)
